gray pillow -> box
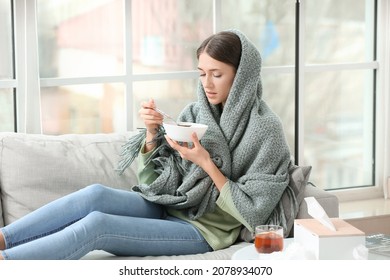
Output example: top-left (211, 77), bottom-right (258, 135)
top-left (284, 164), bottom-right (312, 236)
top-left (239, 164), bottom-right (312, 242)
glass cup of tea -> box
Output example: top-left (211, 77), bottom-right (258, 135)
top-left (254, 225), bottom-right (284, 254)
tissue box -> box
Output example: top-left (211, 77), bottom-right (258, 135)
top-left (294, 218), bottom-right (365, 260)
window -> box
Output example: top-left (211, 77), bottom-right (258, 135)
top-left (0, 0), bottom-right (15, 132)
top-left (132, 0), bottom-right (213, 73)
top-left (37, 0), bottom-right (126, 134)
top-left (3, 0), bottom-right (389, 196)
top-left (303, 0), bottom-right (376, 190)
top-left (0, 88), bottom-right (15, 132)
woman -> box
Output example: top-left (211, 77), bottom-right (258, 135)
top-left (0, 30), bottom-right (294, 260)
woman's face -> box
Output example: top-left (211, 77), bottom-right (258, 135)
top-left (197, 52), bottom-right (236, 107)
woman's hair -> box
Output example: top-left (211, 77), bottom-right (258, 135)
top-left (196, 31), bottom-right (242, 70)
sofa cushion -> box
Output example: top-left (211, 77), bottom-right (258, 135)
top-left (0, 132), bottom-right (139, 225)
top-left (283, 165), bottom-right (312, 235)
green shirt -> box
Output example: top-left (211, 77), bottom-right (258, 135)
top-left (137, 146), bottom-right (247, 250)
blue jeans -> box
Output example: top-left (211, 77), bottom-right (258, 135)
top-left (0, 184), bottom-right (212, 260)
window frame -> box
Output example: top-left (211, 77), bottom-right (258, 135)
top-left (295, 0), bottom-right (383, 201)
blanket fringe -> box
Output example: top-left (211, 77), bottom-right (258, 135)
top-left (116, 128), bottom-right (147, 175)
top-left (116, 127), bottom-right (168, 175)
top-left (116, 126), bottom-right (188, 176)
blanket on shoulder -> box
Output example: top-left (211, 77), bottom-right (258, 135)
top-left (117, 29), bottom-right (297, 235)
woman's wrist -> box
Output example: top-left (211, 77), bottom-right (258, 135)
top-left (203, 157), bottom-right (227, 191)
top-left (144, 129), bottom-right (158, 153)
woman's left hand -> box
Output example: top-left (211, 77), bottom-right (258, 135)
top-left (164, 133), bottom-right (210, 168)
top-left (165, 132), bottom-right (227, 191)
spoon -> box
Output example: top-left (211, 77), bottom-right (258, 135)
top-left (151, 107), bottom-right (191, 127)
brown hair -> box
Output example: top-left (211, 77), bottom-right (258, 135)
top-left (196, 31), bottom-right (242, 70)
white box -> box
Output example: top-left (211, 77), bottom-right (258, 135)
top-left (294, 218), bottom-right (365, 260)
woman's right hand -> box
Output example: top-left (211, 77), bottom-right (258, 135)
top-left (139, 98), bottom-right (163, 135)
top-left (139, 98), bottom-right (163, 152)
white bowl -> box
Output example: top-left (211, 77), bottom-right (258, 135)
top-left (163, 122), bottom-right (208, 142)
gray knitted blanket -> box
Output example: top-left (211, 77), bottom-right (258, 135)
top-left (118, 30), bottom-right (295, 233)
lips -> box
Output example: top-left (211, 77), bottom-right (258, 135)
top-left (206, 91), bottom-right (217, 98)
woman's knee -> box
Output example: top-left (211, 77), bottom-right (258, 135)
top-left (81, 184), bottom-right (110, 200)
top-left (81, 211), bottom-right (113, 237)
top-left (84, 211), bottom-right (108, 225)
top-left (84, 183), bottom-right (109, 192)
top-left (69, 211), bottom-right (110, 251)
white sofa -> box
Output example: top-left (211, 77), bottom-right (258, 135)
top-left (0, 132), bottom-right (339, 260)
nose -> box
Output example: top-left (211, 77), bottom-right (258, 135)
top-left (203, 75), bottom-right (213, 89)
